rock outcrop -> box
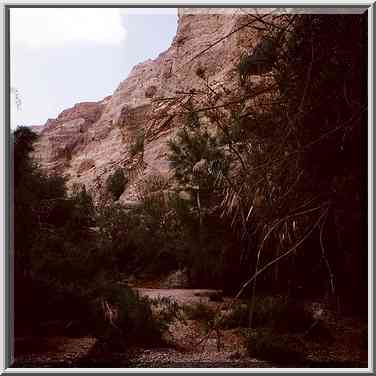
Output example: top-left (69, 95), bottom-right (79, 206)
top-left (32, 8), bottom-right (264, 202)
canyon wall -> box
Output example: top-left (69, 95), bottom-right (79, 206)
top-left (32, 8), bottom-right (264, 203)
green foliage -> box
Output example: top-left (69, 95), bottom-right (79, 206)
top-left (106, 168), bottom-right (128, 200)
top-left (184, 302), bottom-right (216, 326)
top-left (168, 126), bottom-right (227, 191)
top-left (13, 126), bottom-right (38, 187)
top-left (90, 284), bottom-right (162, 350)
top-left (14, 128), bottom-right (129, 339)
top-left (221, 296), bottom-right (313, 333)
top-left (14, 127), bottom-right (70, 284)
top-left (166, 104), bottom-right (234, 288)
top-left (96, 202), bottom-right (138, 275)
top-left (71, 185), bottom-right (95, 227)
top-left (182, 14), bottom-right (367, 311)
top-left (271, 300), bottom-right (313, 334)
top-left (96, 196), bottom-right (182, 278)
top-left (252, 296), bottom-right (292, 329)
top-left (238, 36), bottom-right (279, 83)
top-left (13, 14), bottom-right (366, 356)
top-left (13, 134), bottom-right (164, 345)
top-left (168, 101), bottom-right (228, 193)
top-left (220, 303), bottom-right (249, 329)
top-left (246, 329), bottom-right (307, 365)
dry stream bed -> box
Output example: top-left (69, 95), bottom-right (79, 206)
top-left (13, 288), bottom-right (367, 368)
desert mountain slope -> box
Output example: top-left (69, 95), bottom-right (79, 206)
top-left (32, 8), bottom-right (262, 203)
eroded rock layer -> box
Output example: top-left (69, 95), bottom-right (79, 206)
top-left (32, 8), bottom-right (264, 203)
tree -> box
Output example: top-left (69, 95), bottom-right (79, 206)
top-left (13, 127), bottom-right (101, 334)
top-left (167, 104), bottom-right (237, 287)
top-left (168, 101), bottom-right (228, 206)
top-left (167, 13), bottom-right (366, 311)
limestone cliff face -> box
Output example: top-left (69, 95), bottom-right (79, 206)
top-left (32, 8), bottom-right (262, 203)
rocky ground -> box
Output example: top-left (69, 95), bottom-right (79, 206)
top-left (13, 289), bottom-right (265, 368)
top-left (131, 288), bottom-right (274, 368)
top-left (12, 288), bottom-right (368, 369)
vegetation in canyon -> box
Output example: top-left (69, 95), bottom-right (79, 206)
top-left (12, 12), bottom-right (367, 367)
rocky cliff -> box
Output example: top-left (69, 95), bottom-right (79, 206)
top-left (32, 8), bottom-right (264, 203)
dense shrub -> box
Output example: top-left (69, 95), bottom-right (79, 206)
top-left (96, 196), bottom-right (182, 279)
top-left (220, 303), bottom-right (249, 329)
top-left (90, 284), bottom-right (162, 350)
top-left (105, 168), bottom-right (128, 200)
top-left (271, 300), bottom-right (313, 334)
top-left (221, 296), bottom-right (313, 333)
top-left (167, 104), bottom-right (228, 194)
top-left (184, 302), bottom-right (216, 327)
top-left (13, 13), bottom-right (367, 358)
top-left (13, 128), bottom-right (160, 345)
top-left (167, 108), bottom-right (238, 289)
top-left (164, 14), bottom-right (367, 315)
top-left (246, 329), bottom-right (307, 365)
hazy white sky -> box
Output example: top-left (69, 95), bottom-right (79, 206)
top-left (10, 8), bottom-right (178, 129)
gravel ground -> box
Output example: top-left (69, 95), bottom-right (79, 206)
top-left (129, 348), bottom-right (273, 368)
top-left (13, 336), bottom-right (97, 367)
top-left (12, 288), bottom-right (367, 368)
top-left (136, 288), bottom-right (225, 305)
top-left (133, 288), bottom-right (274, 368)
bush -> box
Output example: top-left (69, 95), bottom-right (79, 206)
top-left (251, 296), bottom-right (285, 328)
top-left (271, 300), bottom-right (313, 333)
top-left (14, 276), bottom-right (92, 337)
top-left (221, 296), bottom-right (313, 333)
top-left (246, 329), bottom-right (307, 365)
top-left (184, 302), bottom-right (216, 329)
top-left (90, 284), bottom-right (162, 351)
top-left (106, 168), bottom-right (128, 200)
top-left (221, 303), bottom-right (249, 329)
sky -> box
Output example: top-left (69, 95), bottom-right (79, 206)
top-left (10, 8), bottom-right (178, 129)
